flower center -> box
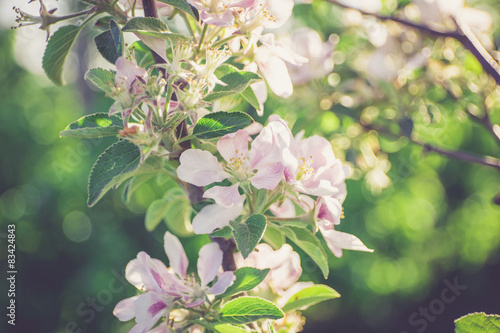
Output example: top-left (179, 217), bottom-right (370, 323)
top-left (297, 156), bottom-right (315, 180)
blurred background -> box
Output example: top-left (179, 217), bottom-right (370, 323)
top-left (0, 0), bottom-right (499, 332)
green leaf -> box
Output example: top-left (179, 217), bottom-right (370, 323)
top-left (282, 284), bottom-right (340, 312)
top-left (43, 25), bottom-right (82, 85)
top-left (231, 214), bottom-right (266, 259)
top-left (240, 86), bottom-right (261, 111)
top-left (121, 173), bottom-right (157, 203)
top-left (278, 225), bottom-right (330, 279)
top-left (94, 19), bottom-right (123, 64)
top-left (193, 111), bottom-right (254, 139)
top-left (122, 17), bottom-right (191, 42)
top-left (211, 226), bottom-right (233, 239)
top-left (205, 71), bottom-right (262, 102)
top-left (220, 297), bottom-right (284, 324)
top-left (157, 0), bottom-right (197, 18)
top-left (145, 199), bottom-right (170, 231)
top-left (455, 312), bottom-right (500, 332)
top-left (219, 267), bottom-right (270, 298)
top-left (262, 224), bottom-right (285, 250)
top-left (85, 68), bottom-right (116, 95)
top-left (164, 196), bottom-right (193, 237)
top-left (59, 113), bottom-right (123, 138)
top-left (88, 140), bottom-right (141, 207)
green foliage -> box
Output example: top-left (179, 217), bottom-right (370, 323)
top-left (87, 140), bottom-right (141, 207)
top-left (220, 297), bottom-right (284, 324)
top-left (282, 284), bottom-right (340, 312)
top-left (84, 68), bottom-right (116, 95)
top-left (204, 70), bottom-right (262, 102)
top-left (157, 0), bottom-right (198, 18)
top-left (277, 225), bottom-right (330, 279)
top-left (163, 195), bottom-right (193, 236)
top-left (42, 25), bottom-right (82, 85)
top-left (59, 113), bottom-right (123, 138)
top-left (122, 17), bottom-right (191, 42)
top-left (94, 19), bottom-right (123, 64)
top-left (455, 313), bottom-right (500, 332)
top-left (193, 111), bottom-right (254, 139)
top-left (231, 214), bottom-right (267, 258)
top-left (218, 267), bottom-right (270, 298)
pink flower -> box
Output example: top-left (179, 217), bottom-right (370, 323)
top-left (113, 232), bottom-right (235, 331)
top-left (177, 127), bottom-right (288, 233)
top-left (319, 226), bottom-right (374, 258)
top-left (186, 0), bottom-right (256, 27)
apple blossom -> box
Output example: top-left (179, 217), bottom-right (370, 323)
top-left (113, 232), bottom-right (235, 331)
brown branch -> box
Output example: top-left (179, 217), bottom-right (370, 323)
top-left (326, 0), bottom-right (500, 85)
top-left (338, 111), bottom-right (500, 170)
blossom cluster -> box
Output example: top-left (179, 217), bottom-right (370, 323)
top-left (177, 115), bottom-right (373, 257)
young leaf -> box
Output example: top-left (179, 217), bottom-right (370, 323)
top-left (262, 224), bottom-right (285, 250)
top-left (156, 0), bottom-right (198, 18)
top-left (278, 225), bottom-right (330, 279)
top-left (163, 196), bottom-right (193, 237)
top-left (281, 284), bottom-right (340, 312)
top-left (43, 25), bottom-right (82, 85)
top-left (85, 68), bottom-right (116, 95)
top-left (193, 111), bottom-right (254, 139)
top-left (122, 17), bottom-right (191, 42)
top-left (240, 86), bottom-right (261, 111)
top-left (455, 312), bottom-right (500, 332)
top-left (218, 267), bottom-right (270, 298)
top-left (211, 226), bottom-right (233, 239)
top-left (88, 140), bottom-right (141, 207)
top-left (121, 173), bottom-right (157, 203)
top-left (145, 199), bottom-right (170, 231)
top-left (204, 71), bottom-right (262, 102)
top-left (94, 19), bottom-right (123, 64)
top-left (231, 214), bottom-right (266, 258)
top-left (59, 113), bottom-right (123, 138)
top-left (220, 296), bottom-right (284, 324)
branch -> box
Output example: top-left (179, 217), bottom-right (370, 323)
top-left (142, 0), bottom-right (166, 65)
top-left (326, 0), bottom-right (500, 85)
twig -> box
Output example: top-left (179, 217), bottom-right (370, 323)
top-left (326, 0), bottom-right (500, 85)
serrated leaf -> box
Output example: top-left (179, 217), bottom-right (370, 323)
top-left (231, 214), bottom-right (266, 258)
top-left (278, 225), bottom-right (330, 279)
top-left (85, 68), bottom-right (116, 95)
top-left (455, 312), bottom-right (500, 333)
top-left (145, 199), bottom-right (170, 231)
top-left (193, 111), bottom-right (254, 139)
top-left (240, 86), bottom-right (261, 111)
top-left (122, 17), bottom-right (191, 43)
top-left (60, 113), bottom-right (123, 138)
top-left (88, 140), bottom-right (141, 207)
top-left (94, 19), bottom-right (123, 64)
top-left (282, 284), bottom-right (340, 312)
top-left (219, 267), bottom-right (270, 298)
top-left (43, 25), bottom-right (82, 85)
top-left (157, 0), bottom-right (198, 18)
top-left (220, 297), bottom-right (284, 324)
top-left (205, 71), bottom-right (262, 102)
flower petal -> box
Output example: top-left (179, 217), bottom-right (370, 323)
top-left (250, 162), bottom-right (284, 190)
top-left (204, 184), bottom-right (242, 207)
top-left (257, 54), bottom-right (293, 98)
top-left (125, 252), bottom-right (170, 293)
top-left (113, 295), bottom-right (139, 322)
top-left (177, 149), bottom-right (230, 186)
top-left (315, 196), bottom-right (343, 227)
top-left (208, 271), bottom-right (236, 295)
top-left (197, 242), bottom-right (224, 287)
top-left (217, 130), bottom-right (250, 163)
top-left (320, 227), bottom-right (374, 258)
top-left (163, 232), bottom-right (189, 278)
top-left (192, 201), bottom-right (244, 234)
top-left (134, 292), bottom-right (171, 332)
